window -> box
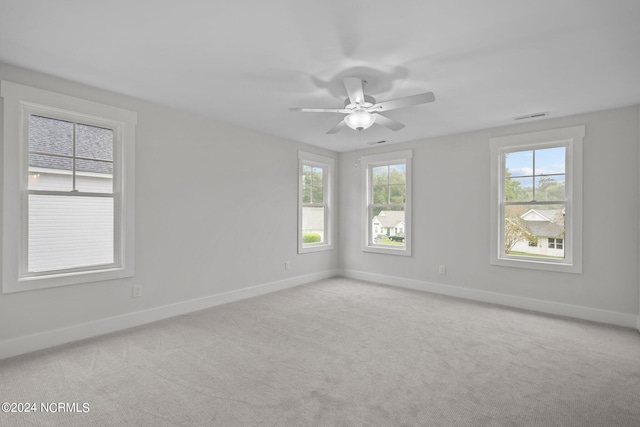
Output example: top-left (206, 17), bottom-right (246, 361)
top-left (361, 150), bottom-right (412, 256)
top-left (548, 238), bottom-right (563, 249)
top-left (298, 151), bottom-right (334, 253)
top-left (2, 81), bottom-right (137, 293)
top-left (490, 126), bottom-right (583, 273)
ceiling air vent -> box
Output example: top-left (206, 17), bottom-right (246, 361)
top-left (513, 112), bottom-right (548, 121)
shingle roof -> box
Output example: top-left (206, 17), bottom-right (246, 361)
top-left (521, 208), bottom-right (564, 238)
top-left (525, 221), bottom-right (564, 238)
top-left (374, 210), bottom-right (405, 228)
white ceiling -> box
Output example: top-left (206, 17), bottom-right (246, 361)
top-left (1, 0), bottom-right (639, 152)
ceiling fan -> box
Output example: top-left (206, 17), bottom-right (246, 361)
top-left (290, 77), bottom-right (435, 134)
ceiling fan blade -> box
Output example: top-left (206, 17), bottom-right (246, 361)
top-left (343, 77), bottom-right (365, 106)
top-left (326, 120), bottom-right (348, 134)
top-left (289, 107), bottom-right (349, 113)
top-left (369, 92), bottom-right (435, 112)
top-left (373, 113), bottom-right (405, 131)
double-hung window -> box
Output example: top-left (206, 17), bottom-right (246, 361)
top-left (298, 151), bottom-right (334, 253)
top-left (2, 81), bottom-right (137, 293)
top-left (362, 150), bottom-right (412, 256)
top-left (490, 126), bottom-right (583, 273)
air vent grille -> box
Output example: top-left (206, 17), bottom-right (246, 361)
top-left (514, 112), bottom-right (548, 121)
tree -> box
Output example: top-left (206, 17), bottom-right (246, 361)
top-left (504, 217), bottom-right (532, 253)
top-left (535, 176), bottom-right (565, 201)
top-left (504, 205), bottom-right (533, 253)
top-left (504, 168), bottom-right (531, 201)
top-left (302, 165), bottom-right (324, 204)
top-left (372, 164), bottom-right (405, 216)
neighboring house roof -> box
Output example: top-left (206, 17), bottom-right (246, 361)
top-left (521, 209), bottom-right (564, 222)
top-left (373, 210), bottom-right (405, 229)
top-left (521, 208), bottom-right (564, 239)
top-left (28, 115), bottom-right (113, 175)
top-left (302, 206), bottom-right (325, 231)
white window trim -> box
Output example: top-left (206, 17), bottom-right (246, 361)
top-left (298, 151), bottom-right (335, 254)
top-left (361, 149), bottom-right (412, 256)
top-left (490, 125), bottom-right (584, 274)
top-left (1, 81), bottom-right (137, 293)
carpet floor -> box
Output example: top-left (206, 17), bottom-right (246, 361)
top-left (1, 277), bottom-right (640, 426)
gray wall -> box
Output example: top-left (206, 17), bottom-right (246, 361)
top-left (339, 105), bottom-right (640, 319)
top-left (0, 63), bottom-right (338, 346)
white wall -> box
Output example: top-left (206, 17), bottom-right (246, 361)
top-left (0, 63), bottom-right (338, 357)
top-left (339, 106), bottom-right (640, 326)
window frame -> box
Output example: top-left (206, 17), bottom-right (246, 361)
top-left (490, 126), bottom-right (584, 274)
top-left (298, 151), bottom-right (335, 254)
top-left (361, 150), bottom-right (412, 256)
top-left (2, 81), bottom-right (137, 293)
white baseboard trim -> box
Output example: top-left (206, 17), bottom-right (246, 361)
top-left (0, 269), bottom-right (337, 361)
top-left (340, 269), bottom-right (638, 329)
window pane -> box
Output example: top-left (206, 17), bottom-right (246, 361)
top-left (372, 166), bottom-right (388, 185)
top-left (28, 194), bottom-right (114, 272)
top-left (370, 208), bottom-right (405, 247)
top-left (311, 184), bottom-right (324, 204)
top-left (302, 186), bottom-right (311, 204)
top-left (504, 204), bottom-right (565, 259)
top-left (28, 154), bottom-right (72, 191)
top-left (389, 164), bottom-right (406, 184)
top-left (505, 150), bottom-right (532, 177)
top-left (75, 159), bottom-right (113, 193)
top-left (535, 175), bottom-right (565, 201)
top-left (535, 147), bottom-right (565, 175)
top-left (389, 184), bottom-right (405, 204)
top-left (312, 166), bottom-right (324, 180)
top-left (28, 115), bottom-right (73, 156)
top-left (76, 124), bottom-right (113, 161)
top-left (75, 172), bottom-right (113, 193)
top-left (302, 165), bottom-right (312, 186)
top-left (302, 206), bottom-right (325, 244)
top-left (303, 164), bottom-right (324, 204)
top-left (505, 176), bottom-right (533, 202)
top-left (373, 185), bottom-right (388, 204)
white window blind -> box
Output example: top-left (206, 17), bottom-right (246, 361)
top-left (28, 195), bottom-right (114, 272)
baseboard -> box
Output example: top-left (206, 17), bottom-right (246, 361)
top-left (340, 269), bottom-right (638, 328)
top-left (0, 269), bottom-right (338, 361)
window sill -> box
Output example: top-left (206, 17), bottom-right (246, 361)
top-left (299, 243), bottom-right (334, 254)
top-left (363, 245), bottom-right (412, 257)
top-left (491, 256), bottom-right (582, 274)
top-left (4, 266), bottom-right (134, 294)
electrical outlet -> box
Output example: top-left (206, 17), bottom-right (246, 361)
top-left (132, 285), bottom-right (143, 298)
top-left (285, 261), bottom-right (291, 270)
top-left (439, 265), bottom-right (446, 275)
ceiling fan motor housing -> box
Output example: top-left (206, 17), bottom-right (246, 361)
top-left (344, 95), bottom-right (376, 110)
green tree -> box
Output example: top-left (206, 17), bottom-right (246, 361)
top-left (302, 165), bottom-right (324, 204)
top-left (505, 169), bottom-right (531, 201)
top-left (535, 176), bottom-right (565, 201)
top-left (371, 164), bottom-right (405, 216)
top-left (504, 205), bottom-right (533, 253)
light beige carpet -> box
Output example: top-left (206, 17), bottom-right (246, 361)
top-left (1, 277), bottom-right (640, 426)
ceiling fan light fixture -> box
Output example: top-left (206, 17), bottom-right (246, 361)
top-left (345, 110), bottom-right (376, 131)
